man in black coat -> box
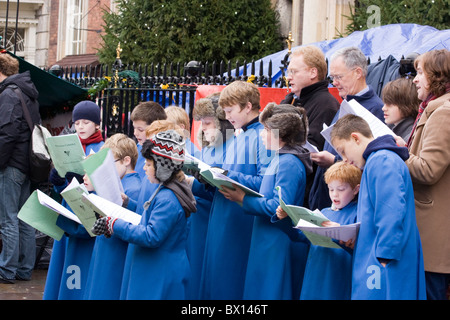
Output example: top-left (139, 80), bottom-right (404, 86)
top-left (280, 46), bottom-right (339, 208)
top-left (280, 45), bottom-right (339, 151)
top-left (0, 52), bottom-right (40, 283)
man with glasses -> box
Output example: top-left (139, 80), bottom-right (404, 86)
top-left (281, 46), bottom-right (340, 151)
top-left (309, 47), bottom-right (385, 210)
top-left (280, 46), bottom-right (340, 209)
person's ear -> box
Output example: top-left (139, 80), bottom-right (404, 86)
top-left (122, 155), bottom-right (131, 166)
top-left (354, 67), bottom-right (364, 80)
top-left (352, 183), bottom-right (360, 196)
top-left (350, 132), bottom-right (361, 144)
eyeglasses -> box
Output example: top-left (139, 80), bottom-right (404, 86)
top-left (286, 66), bottom-right (310, 76)
top-left (329, 68), bottom-right (356, 82)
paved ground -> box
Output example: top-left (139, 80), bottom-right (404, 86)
top-left (0, 269), bottom-right (46, 300)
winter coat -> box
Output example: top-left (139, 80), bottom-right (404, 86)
top-left (280, 80), bottom-right (339, 151)
top-left (389, 116), bottom-right (415, 142)
top-left (0, 71), bottom-right (40, 174)
top-left (406, 93), bottom-right (450, 274)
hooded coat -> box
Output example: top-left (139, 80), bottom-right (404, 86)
top-left (0, 71), bottom-right (40, 174)
top-left (351, 135), bottom-right (426, 300)
top-left (242, 146), bottom-right (312, 299)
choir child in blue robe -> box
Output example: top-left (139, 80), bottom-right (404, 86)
top-left (330, 114), bottom-right (426, 300)
top-left (199, 81), bottom-right (275, 300)
top-left (44, 101), bottom-right (104, 300)
top-left (277, 161), bottom-right (361, 300)
top-left (220, 103), bottom-right (312, 299)
top-left (130, 101), bottom-right (167, 180)
top-left (165, 105), bottom-right (201, 159)
top-left (125, 120), bottom-right (183, 214)
top-left (84, 133), bottom-right (141, 299)
top-left (186, 93), bottom-right (235, 299)
top-left (92, 129), bottom-right (196, 300)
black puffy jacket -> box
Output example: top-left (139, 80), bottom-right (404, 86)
top-left (0, 71), bottom-right (40, 174)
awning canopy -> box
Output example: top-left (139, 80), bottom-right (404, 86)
top-left (6, 51), bottom-right (88, 108)
top-left (53, 53), bottom-right (100, 68)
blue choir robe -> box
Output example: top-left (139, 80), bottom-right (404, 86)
top-left (114, 186), bottom-right (190, 300)
top-left (199, 120), bottom-right (274, 300)
top-left (55, 214), bottom-right (95, 300)
top-left (300, 201), bottom-right (358, 300)
top-left (42, 234), bottom-right (67, 300)
top-left (185, 137), bottom-right (202, 159)
top-left (186, 142), bottom-right (227, 299)
top-left (83, 172), bottom-right (142, 300)
top-left (43, 140), bottom-right (103, 300)
top-left (351, 148), bottom-right (426, 300)
top-left (135, 143), bottom-right (146, 181)
top-left (242, 153), bottom-right (310, 300)
top-left (309, 88), bottom-right (384, 210)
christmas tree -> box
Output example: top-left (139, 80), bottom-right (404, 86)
top-left (98, 0), bottom-right (283, 65)
top-left (346, 0), bottom-right (449, 34)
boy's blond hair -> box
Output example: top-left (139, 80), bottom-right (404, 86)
top-left (165, 106), bottom-right (191, 137)
top-left (219, 80), bottom-right (260, 111)
top-left (103, 133), bottom-right (139, 169)
top-left (145, 119), bottom-right (184, 138)
top-left (324, 161), bottom-right (362, 189)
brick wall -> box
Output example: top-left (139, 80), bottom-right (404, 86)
top-left (47, 0), bottom-right (112, 66)
top-left (86, 0), bottom-right (111, 54)
top-left (47, 0), bottom-right (60, 66)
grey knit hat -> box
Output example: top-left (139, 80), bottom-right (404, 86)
top-left (142, 130), bottom-right (185, 183)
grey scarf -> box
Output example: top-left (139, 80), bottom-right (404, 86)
top-left (144, 180), bottom-right (197, 218)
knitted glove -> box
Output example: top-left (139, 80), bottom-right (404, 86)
top-left (91, 217), bottom-right (117, 238)
top-left (65, 171), bottom-right (84, 184)
top-left (49, 168), bottom-right (66, 186)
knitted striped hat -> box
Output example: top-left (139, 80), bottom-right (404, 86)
top-left (145, 130), bottom-right (185, 183)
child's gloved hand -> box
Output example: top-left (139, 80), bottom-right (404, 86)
top-left (49, 168), bottom-right (66, 186)
top-left (91, 217), bottom-right (117, 238)
top-left (65, 171), bottom-right (84, 184)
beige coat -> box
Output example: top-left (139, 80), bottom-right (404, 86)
top-left (406, 92), bottom-right (450, 273)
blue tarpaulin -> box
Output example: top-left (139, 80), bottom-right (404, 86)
top-left (235, 24), bottom-right (450, 87)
